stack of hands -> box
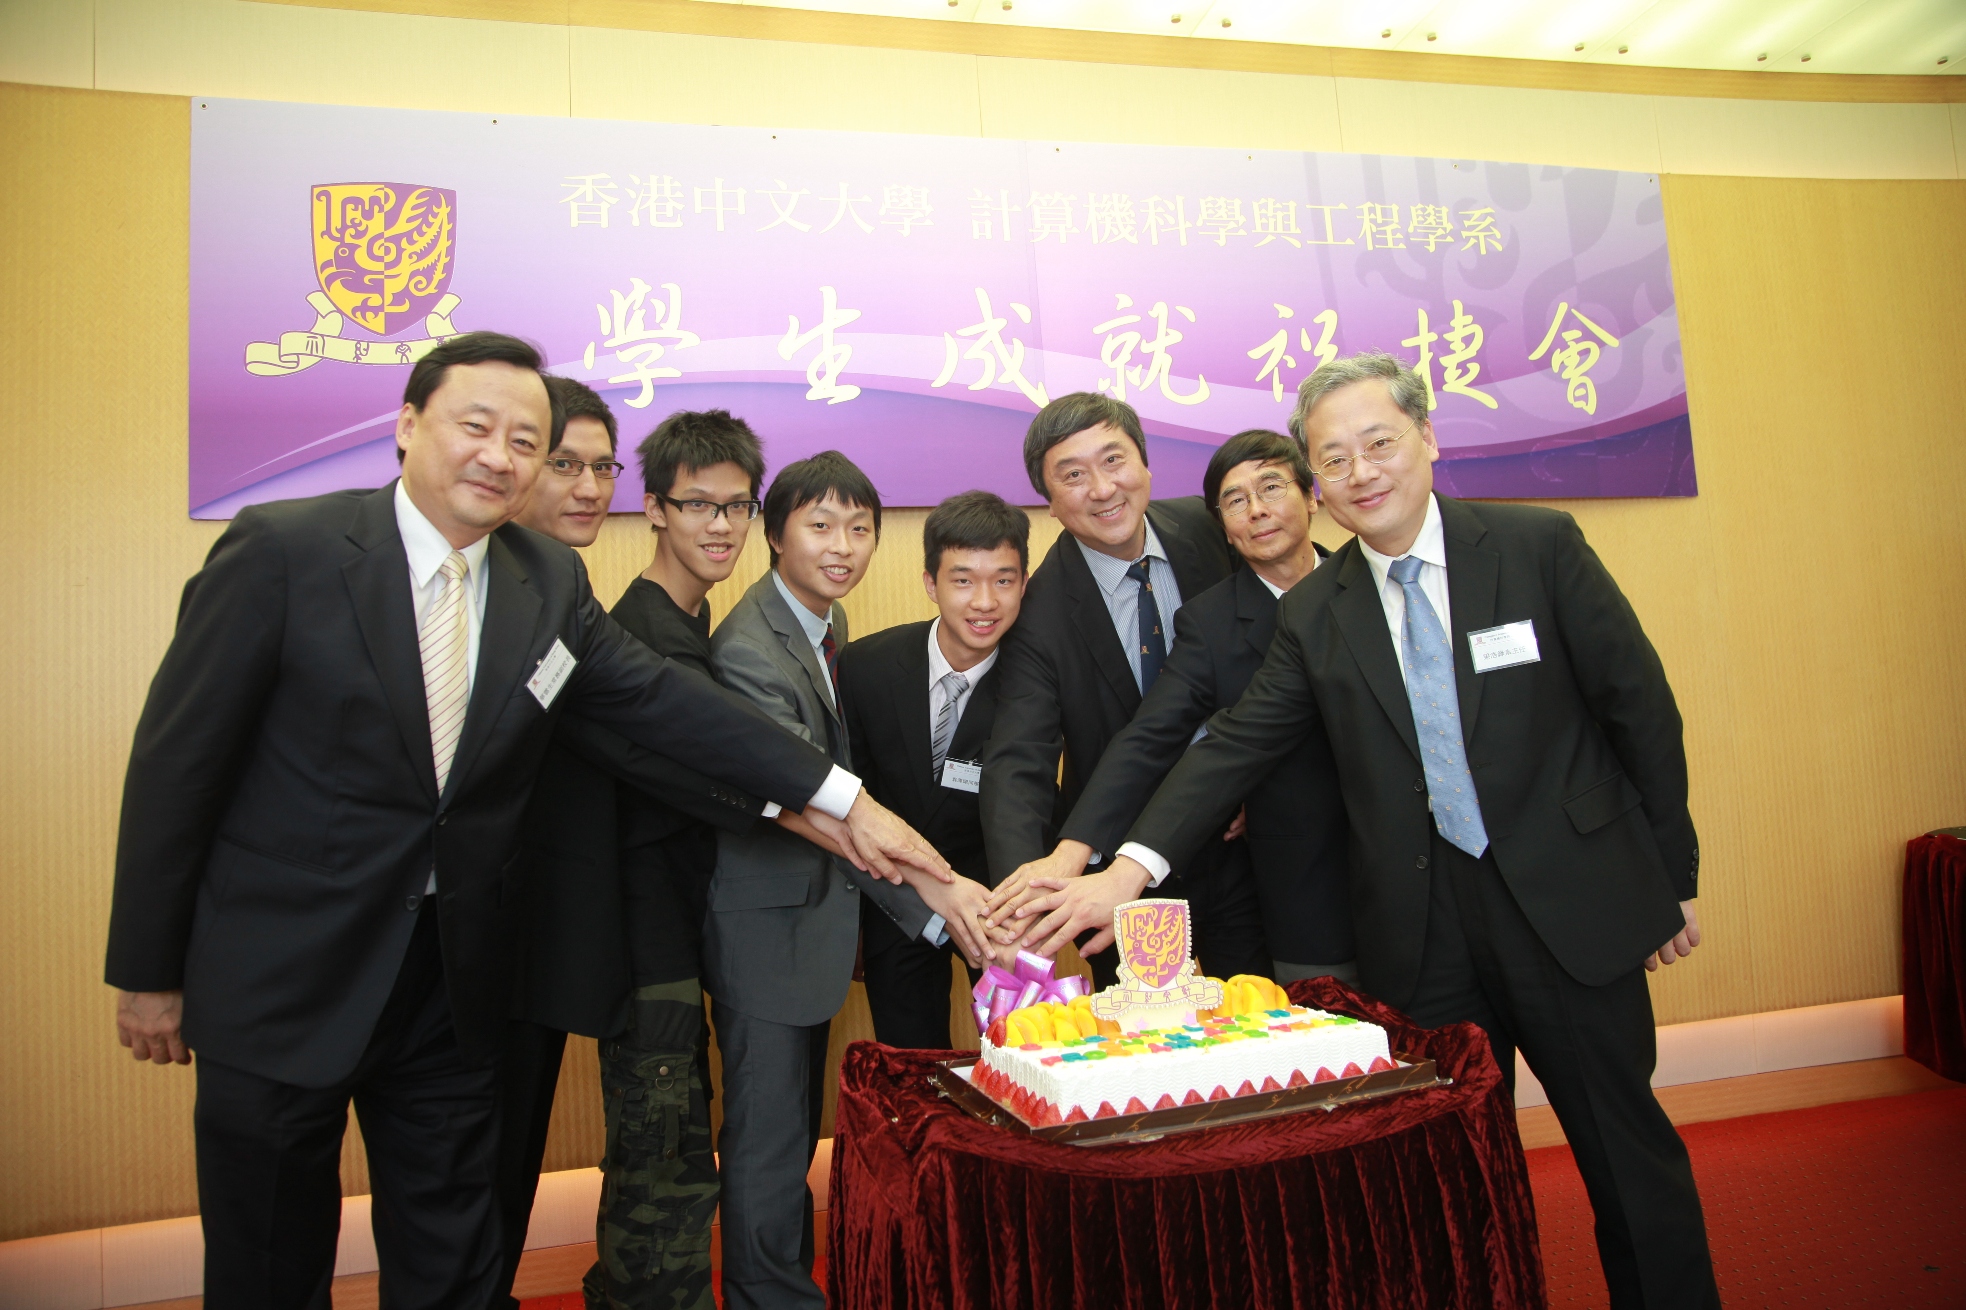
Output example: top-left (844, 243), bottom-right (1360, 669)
top-left (786, 794), bottom-right (1704, 978)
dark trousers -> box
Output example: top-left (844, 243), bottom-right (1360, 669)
top-left (193, 905), bottom-right (501, 1310)
top-left (493, 1020), bottom-right (569, 1309)
top-left (1403, 834), bottom-right (1720, 1310)
top-left (709, 997), bottom-right (829, 1310)
top-left (860, 898), bottom-right (982, 1050)
top-left (1084, 836), bottom-right (1270, 990)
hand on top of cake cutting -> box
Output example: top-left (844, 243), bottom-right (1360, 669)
top-left (983, 839), bottom-right (1093, 930)
top-left (1009, 853), bottom-right (1155, 956)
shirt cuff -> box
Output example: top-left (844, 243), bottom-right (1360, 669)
top-left (807, 765), bottom-right (862, 822)
top-left (760, 801), bottom-right (782, 819)
top-left (922, 914), bottom-right (950, 947)
top-left (1115, 842), bottom-right (1172, 888)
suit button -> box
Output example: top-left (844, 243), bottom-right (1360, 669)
top-left (1415, 855), bottom-right (1429, 870)
top-left (437, 813), bottom-right (449, 826)
top-left (405, 894), bottom-right (421, 911)
top-left (1413, 778), bottom-right (1425, 793)
top-left (657, 1065), bottom-right (670, 1077)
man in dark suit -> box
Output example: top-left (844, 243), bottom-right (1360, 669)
top-left (979, 392), bottom-right (1266, 987)
top-left (105, 334), bottom-right (952, 1310)
top-left (1009, 429), bottom-right (1353, 983)
top-left (1022, 352), bottom-right (1716, 1308)
top-left (841, 491), bottom-right (1030, 1048)
top-left (493, 393), bottom-right (773, 1310)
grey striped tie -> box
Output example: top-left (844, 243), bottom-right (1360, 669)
top-left (420, 552), bottom-right (471, 794)
top-left (930, 670), bottom-right (968, 777)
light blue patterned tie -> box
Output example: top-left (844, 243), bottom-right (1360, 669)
top-left (1388, 554), bottom-right (1489, 857)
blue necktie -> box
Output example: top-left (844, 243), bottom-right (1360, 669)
top-left (1388, 555), bottom-right (1488, 857)
top-left (1124, 558), bottom-right (1165, 695)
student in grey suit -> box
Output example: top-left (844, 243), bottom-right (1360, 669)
top-left (706, 451), bottom-right (993, 1310)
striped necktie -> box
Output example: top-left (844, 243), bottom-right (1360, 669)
top-left (930, 670), bottom-right (968, 776)
top-left (420, 551), bottom-right (471, 794)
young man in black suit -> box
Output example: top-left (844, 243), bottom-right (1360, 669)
top-left (1023, 352), bottom-right (1716, 1308)
top-left (979, 393), bottom-right (1267, 987)
top-left (105, 334), bottom-right (953, 1310)
top-left (494, 396), bottom-right (771, 1310)
top-left (1004, 430), bottom-right (1354, 984)
top-left (840, 491), bottom-right (1030, 1048)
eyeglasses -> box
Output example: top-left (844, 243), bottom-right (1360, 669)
top-left (1314, 420), bottom-right (1417, 484)
top-left (658, 494), bottom-right (762, 522)
top-left (1217, 476), bottom-right (1300, 519)
top-left (545, 456), bottom-right (626, 480)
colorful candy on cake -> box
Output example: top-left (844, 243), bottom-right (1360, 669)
top-left (971, 899), bottom-right (1394, 1128)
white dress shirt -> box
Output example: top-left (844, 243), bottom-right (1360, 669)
top-left (926, 619), bottom-right (998, 744)
top-left (1355, 493), bottom-right (1452, 685)
top-left (1075, 521), bottom-right (1184, 693)
top-left (397, 481), bottom-right (490, 896)
top-left (395, 479), bottom-right (490, 687)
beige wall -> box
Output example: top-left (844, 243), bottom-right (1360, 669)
top-left (3, 0), bottom-right (1965, 1244)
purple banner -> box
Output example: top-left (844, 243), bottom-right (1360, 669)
top-left (189, 98), bottom-right (1693, 518)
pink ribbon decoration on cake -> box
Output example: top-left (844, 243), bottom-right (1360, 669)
top-left (970, 951), bottom-right (1089, 1035)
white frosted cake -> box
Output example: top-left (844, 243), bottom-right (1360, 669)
top-left (970, 901), bottom-right (1394, 1128)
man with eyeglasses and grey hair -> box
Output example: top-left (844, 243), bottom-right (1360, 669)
top-left (1016, 352), bottom-right (1718, 1308)
top-left (494, 393), bottom-right (781, 1310)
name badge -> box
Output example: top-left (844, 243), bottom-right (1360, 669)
top-left (527, 637), bottom-right (577, 709)
top-left (1468, 621), bottom-right (1540, 674)
top-left (940, 758), bottom-right (982, 794)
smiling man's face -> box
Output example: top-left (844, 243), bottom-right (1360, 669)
top-left (771, 491), bottom-right (877, 619)
top-left (1041, 422), bottom-right (1151, 560)
top-left (1305, 379), bottom-right (1438, 558)
top-left (925, 544), bottom-right (1026, 668)
top-left (396, 360), bottom-right (550, 547)
top-left (516, 416), bottom-right (614, 547)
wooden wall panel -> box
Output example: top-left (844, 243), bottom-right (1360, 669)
top-left (5, 71), bottom-right (1964, 1243)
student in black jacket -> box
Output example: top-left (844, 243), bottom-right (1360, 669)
top-left (840, 492), bottom-right (1030, 1047)
top-left (494, 399), bottom-right (776, 1310)
top-left (979, 393), bottom-right (1267, 987)
top-left (1009, 429), bottom-right (1354, 983)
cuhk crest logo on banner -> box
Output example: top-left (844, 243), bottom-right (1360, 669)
top-left (245, 183), bottom-right (465, 376)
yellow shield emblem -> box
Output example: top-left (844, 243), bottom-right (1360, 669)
top-left (1115, 899), bottom-right (1190, 991)
top-left (312, 183), bottom-right (456, 337)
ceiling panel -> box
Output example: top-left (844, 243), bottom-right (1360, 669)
top-left (1190, 0), bottom-right (1437, 48)
top-left (1785, 0), bottom-right (1966, 74)
top-left (1392, 0), bottom-right (1661, 62)
top-left (678, 0), bottom-right (1963, 77)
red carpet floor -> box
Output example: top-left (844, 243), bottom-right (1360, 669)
top-left (1530, 1087), bottom-right (1966, 1309)
top-left (522, 1091), bottom-right (1964, 1308)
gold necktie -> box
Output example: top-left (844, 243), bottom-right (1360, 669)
top-left (420, 551), bottom-right (471, 794)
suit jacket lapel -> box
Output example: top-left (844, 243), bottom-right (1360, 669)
top-left (1330, 543), bottom-right (1422, 764)
top-left (1235, 567), bottom-right (1277, 661)
top-left (446, 530), bottom-right (543, 801)
top-left (1438, 496), bottom-right (1499, 744)
top-left (341, 486), bottom-right (438, 806)
top-left (1055, 535), bottom-right (1141, 712)
top-left (759, 578), bottom-right (842, 738)
top-left (1149, 500), bottom-right (1215, 603)
top-left (896, 625), bottom-right (937, 813)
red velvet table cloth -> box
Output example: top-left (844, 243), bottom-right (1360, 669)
top-left (828, 977), bottom-right (1546, 1309)
top-left (1904, 833), bottom-right (1966, 1081)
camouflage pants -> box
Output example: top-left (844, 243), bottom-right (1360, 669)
top-left (583, 981), bottom-right (718, 1310)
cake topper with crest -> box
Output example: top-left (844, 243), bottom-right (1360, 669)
top-left (1090, 898), bottom-right (1224, 1033)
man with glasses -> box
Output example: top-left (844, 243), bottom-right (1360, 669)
top-left (1003, 429), bottom-right (1354, 987)
top-left (979, 393), bottom-right (1266, 988)
top-left (494, 396), bottom-right (777, 1310)
top-left (1022, 352), bottom-right (1717, 1308)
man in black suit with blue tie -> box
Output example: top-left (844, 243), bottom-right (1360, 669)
top-left (1021, 352), bottom-right (1717, 1308)
top-left (105, 334), bottom-right (953, 1310)
top-left (1006, 429), bottom-right (1353, 984)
